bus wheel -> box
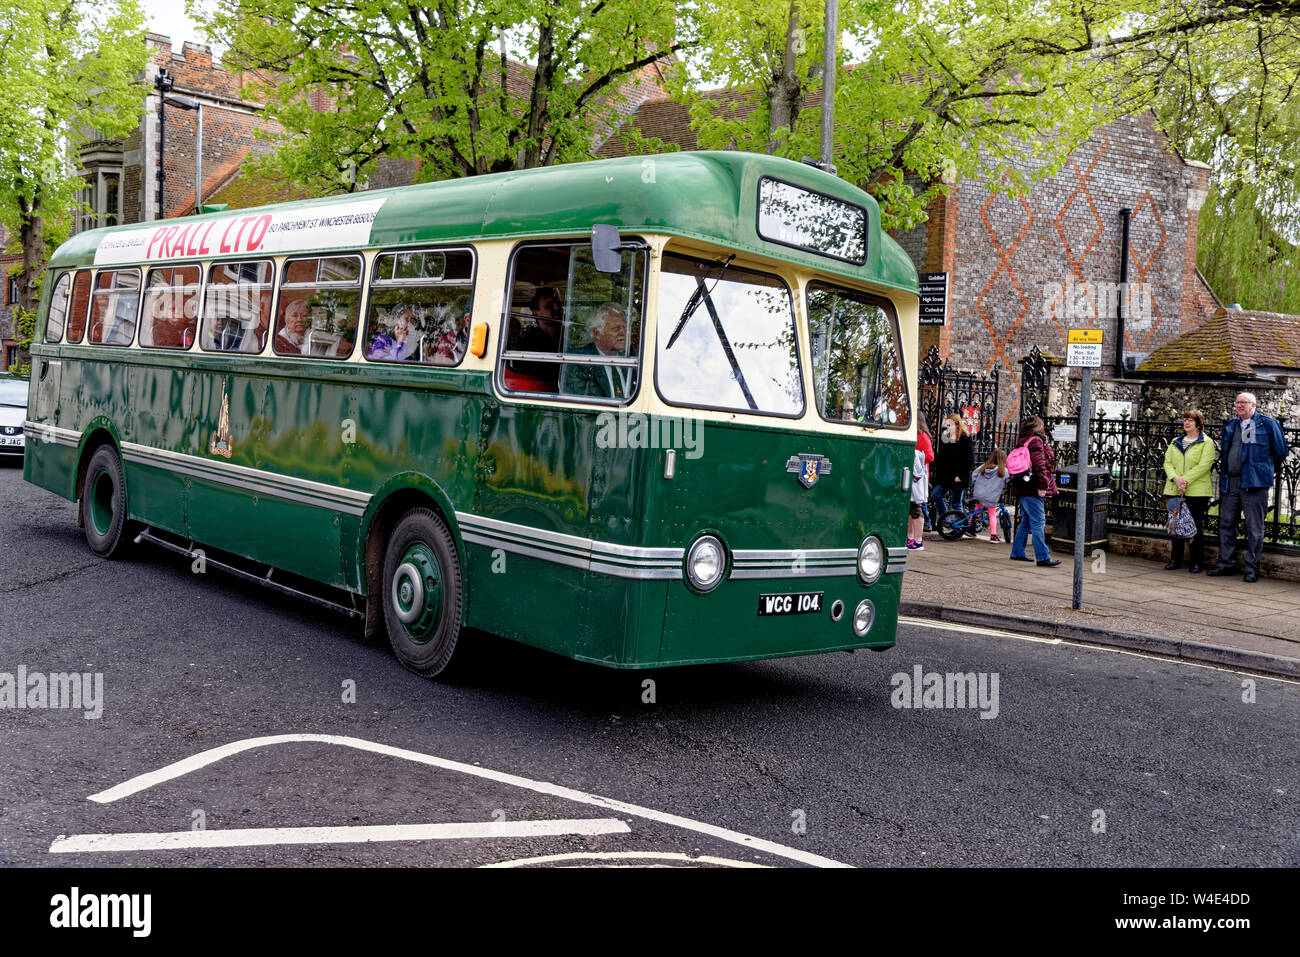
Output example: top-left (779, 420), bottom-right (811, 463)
top-left (81, 445), bottom-right (132, 559)
top-left (381, 508), bottom-right (463, 677)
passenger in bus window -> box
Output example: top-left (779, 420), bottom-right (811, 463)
top-left (214, 315), bottom-right (246, 352)
top-left (504, 286), bottom-right (563, 389)
top-left (367, 308), bottom-right (419, 361)
top-left (562, 302), bottom-right (631, 399)
top-left (276, 299), bottom-right (309, 354)
top-left (510, 285), bottom-right (563, 353)
top-left (434, 297), bottom-right (472, 364)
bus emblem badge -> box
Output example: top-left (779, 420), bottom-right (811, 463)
top-left (209, 392), bottom-right (234, 459)
top-left (786, 454), bottom-right (831, 489)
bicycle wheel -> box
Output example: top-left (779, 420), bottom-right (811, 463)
top-left (937, 510), bottom-right (967, 541)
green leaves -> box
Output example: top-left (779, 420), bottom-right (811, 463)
top-left (199, 0), bottom-right (687, 191)
top-left (0, 0), bottom-right (148, 311)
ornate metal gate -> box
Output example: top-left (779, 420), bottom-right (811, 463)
top-left (918, 345), bottom-right (1000, 461)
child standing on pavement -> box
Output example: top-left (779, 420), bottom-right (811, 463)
top-left (908, 413), bottom-right (934, 550)
top-left (970, 448), bottom-right (1010, 542)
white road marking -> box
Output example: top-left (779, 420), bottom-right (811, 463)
top-left (484, 851), bottom-right (766, 868)
top-left (49, 818), bottom-right (628, 854)
top-left (82, 734), bottom-right (849, 868)
top-left (901, 616), bottom-right (1300, 685)
top-left (900, 616), bottom-right (1062, 644)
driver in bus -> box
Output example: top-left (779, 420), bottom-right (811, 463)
top-left (562, 302), bottom-right (631, 399)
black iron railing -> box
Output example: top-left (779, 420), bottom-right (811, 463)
top-left (985, 414), bottom-right (1300, 550)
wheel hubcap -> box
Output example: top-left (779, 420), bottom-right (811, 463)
top-left (89, 469), bottom-right (115, 536)
top-left (390, 543), bottom-right (443, 644)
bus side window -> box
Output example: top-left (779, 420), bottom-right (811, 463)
top-left (363, 248), bottom-right (475, 366)
top-left (501, 241), bottom-right (644, 401)
top-left (202, 260), bottom-right (274, 354)
top-left (88, 269), bottom-right (141, 346)
top-left (44, 272), bottom-right (71, 343)
top-left (141, 264), bottom-right (200, 350)
top-left (65, 271), bottom-right (93, 344)
top-left (275, 255), bottom-right (362, 358)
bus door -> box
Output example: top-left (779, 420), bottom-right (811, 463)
top-left (469, 238), bottom-right (648, 660)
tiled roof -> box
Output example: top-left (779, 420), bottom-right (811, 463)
top-left (1138, 308), bottom-right (1300, 378)
top-left (205, 165), bottom-right (312, 210)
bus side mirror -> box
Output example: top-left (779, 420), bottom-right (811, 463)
top-left (591, 224), bottom-right (623, 273)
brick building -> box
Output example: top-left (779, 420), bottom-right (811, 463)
top-left (1, 227), bottom-right (22, 372)
top-left (72, 35), bottom-right (285, 229)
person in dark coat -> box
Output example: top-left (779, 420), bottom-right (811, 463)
top-left (930, 413), bottom-right (974, 516)
top-left (1207, 392), bottom-right (1289, 582)
top-left (1008, 415), bottom-right (1060, 567)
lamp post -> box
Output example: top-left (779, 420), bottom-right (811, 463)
top-left (154, 68), bottom-right (203, 220)
top-left (819, 0), bottom-right (838, 173)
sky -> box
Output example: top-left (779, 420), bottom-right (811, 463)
top-left (142, 0), bottom-right (214, 51)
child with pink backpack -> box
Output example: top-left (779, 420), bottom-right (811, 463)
top-left (970, 448), bottom-right (1011, 542)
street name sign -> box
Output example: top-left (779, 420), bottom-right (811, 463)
top-left (919, 272), bottom-right (948, 326)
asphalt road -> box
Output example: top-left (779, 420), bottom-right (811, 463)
top-left (2, 462), bottom-right (1297, 867)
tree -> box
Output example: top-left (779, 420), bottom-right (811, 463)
top-left (0, 0), bottom-right (148, 319)
top-left (665, 1), bottom-right (1300, 232)
top-left (1136, 5), bottom-right (1300, 311)
top-left (195, 0), bottom-right (691, 193)
top-left (667, 0), bottom-right (1144, 231)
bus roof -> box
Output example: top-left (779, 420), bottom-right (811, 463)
top-left (50, 151), bottom-right (918, 294)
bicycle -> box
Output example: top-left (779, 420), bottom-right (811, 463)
top-left (937, 496), bottom-right (1014, 542)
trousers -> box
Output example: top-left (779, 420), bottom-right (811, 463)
top-left (1217, 476), bottom-right (1269, 573)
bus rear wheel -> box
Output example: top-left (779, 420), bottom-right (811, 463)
top-left (81, 445), bottom-right (131, 559)
top-left (381, 508), bottom-right (463, 678)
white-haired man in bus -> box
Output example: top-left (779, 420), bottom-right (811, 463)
top-left (562, 303), bottom-right (633, 399)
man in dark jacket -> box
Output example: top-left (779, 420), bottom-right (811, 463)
top-left (1207, 393), bottom-right (1289, 582)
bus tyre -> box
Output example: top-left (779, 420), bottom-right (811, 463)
top-left (382, 508), bottom-right (463, 678)
top-left (81, 445), bottom-right (132, 559)
top-left (937, 510), bottom-right (966, 541)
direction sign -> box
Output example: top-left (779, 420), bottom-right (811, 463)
top-left (1066, 328), bottom-right (1103, 367)
top-left (919, 272), bottom-right (948, 326)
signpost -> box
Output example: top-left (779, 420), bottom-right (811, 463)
top-left (1066, 329), bottom-right (1101, 610)
top-left (919, 272), bottom-right (948, 325)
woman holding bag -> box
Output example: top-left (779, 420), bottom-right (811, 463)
top-left (1162, 409), bottom-right (1215, 573)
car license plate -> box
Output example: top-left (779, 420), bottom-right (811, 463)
top-left (757, 591), bottom-right (823, 616)
top-left (0, 436), bottom-right (22, 447)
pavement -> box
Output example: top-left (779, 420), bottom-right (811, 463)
top-left (901, 527), bottom-right (1300, 679)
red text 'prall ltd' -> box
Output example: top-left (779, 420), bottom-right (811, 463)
top-left (144, 214), bottom-right (273, 260)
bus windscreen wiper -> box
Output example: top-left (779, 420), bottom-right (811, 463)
top-left (665, 255), bottom-right (734, 350)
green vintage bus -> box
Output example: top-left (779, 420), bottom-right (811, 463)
top-left (24, 151), bottom-right (918, 676)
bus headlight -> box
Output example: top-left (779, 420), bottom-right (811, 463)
top-left (857, 536), bottom-right (884, 584)
top-left (685, 535), bottom-right (726, 592)
top-left (853, 599), bottom-right (875, 637)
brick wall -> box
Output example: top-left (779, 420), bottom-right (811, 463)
top-left (129, 36), bottom-right (283, 222)
top-left (899, 111), bottom-right (1216, 424)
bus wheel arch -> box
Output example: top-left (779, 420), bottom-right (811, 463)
top-left (359, 479), bottom-right (465, 643)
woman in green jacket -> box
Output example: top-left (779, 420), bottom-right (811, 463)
top-left (1163, 409), bottom-right (1216, 572)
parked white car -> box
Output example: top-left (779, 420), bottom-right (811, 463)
top-left (0, 377), bottom-right (28, 459)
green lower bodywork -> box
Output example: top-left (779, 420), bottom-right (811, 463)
top-left (24, 343), bottom-right (909, 668)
